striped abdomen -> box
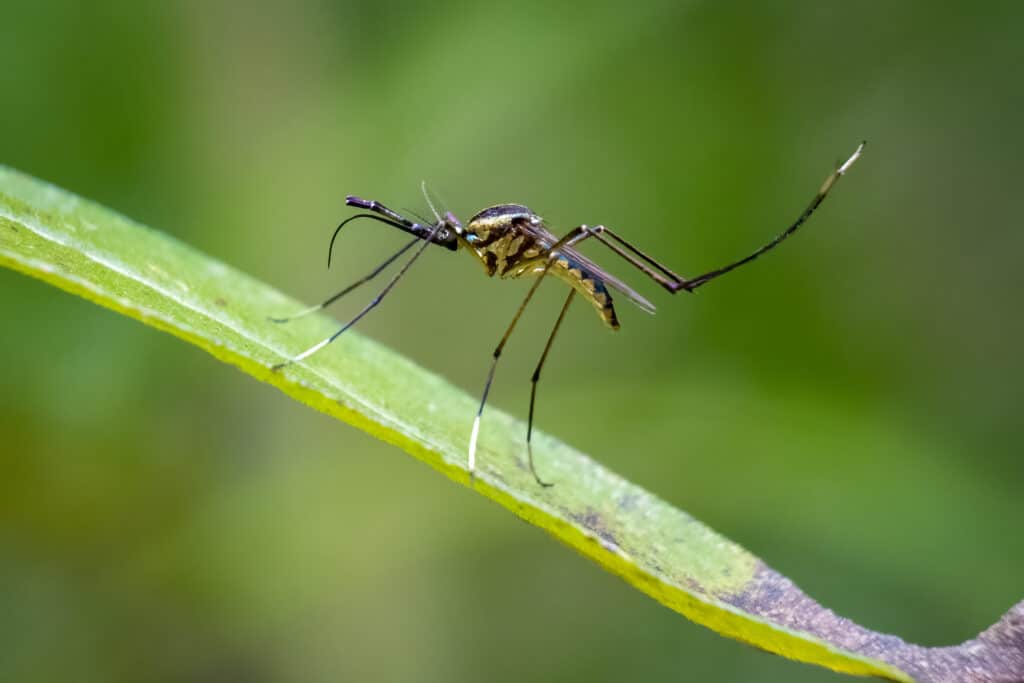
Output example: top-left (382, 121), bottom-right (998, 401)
top-left (535, 254), bottom-right (619, 329)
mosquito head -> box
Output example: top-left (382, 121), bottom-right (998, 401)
top-left (464, 204), bottom-right (540, 244)
top-left (432, 219), bottom-right (460, 249)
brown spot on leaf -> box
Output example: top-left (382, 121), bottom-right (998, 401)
top-left (570, 507), bottom-right (620, 549)
top-left (724, 562), bottom-right (1024, 682)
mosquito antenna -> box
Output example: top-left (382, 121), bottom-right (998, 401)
top-left (421, 180), bottom-right (443, 224)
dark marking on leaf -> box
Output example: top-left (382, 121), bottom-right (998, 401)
top-left (570, 507), bottom-right (620, 549)
top-left (724, 562), bottom-right (1024, 682)
top-left (618, 494), bottom-right (638, 511)
top-left (684, 576), bottom-right (705, 597)
top-left (215, 297), bottom-right (227, 307)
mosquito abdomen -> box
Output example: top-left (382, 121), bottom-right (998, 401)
top-left (548, 255), bottom-right (620, 330)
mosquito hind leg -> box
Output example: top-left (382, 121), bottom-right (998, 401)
top-left (525, 289), bottom-right (575, 487)
top-left (559, 142), bottom-right (866, 295)
top-left (678, 141), bottom-right (866, 291)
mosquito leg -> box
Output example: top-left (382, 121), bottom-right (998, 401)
top-left (525, 289), bottom-right (575, 487)
top-left (468, 257), bottom-right (559, 482)
top-left (561, 142), bottom-right (865, 295)
top-left (577, 227), bottom-right (686, 293)
top-left (679, 141), bottom-right (865, 291)
top-left (268, 237), bottom-right (420, 323)
top-left (594, 228), bottom-right (686, 287)
top-left (272, 223), bottom-right (443, 371)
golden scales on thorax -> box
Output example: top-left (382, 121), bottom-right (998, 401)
top-left (271, 142), bottom-right (865, 486)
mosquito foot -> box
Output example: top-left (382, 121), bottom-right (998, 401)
top-left (467, 415), bottom-right (481, 480)
top-left (838, 141), bottom-right (866, 176)
top-left (526, 444), bottom-right (554, 487)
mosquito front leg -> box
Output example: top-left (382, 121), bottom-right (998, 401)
top-left (269, 237), bottom-right (420, 324)
top-left (272, 221), bottom-right (443, 371)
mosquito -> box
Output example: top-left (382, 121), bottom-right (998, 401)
top-left (271, 142), bottom-right (865, 486)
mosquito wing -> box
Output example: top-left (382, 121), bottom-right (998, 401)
top-left (518, 219), bottom-right (658, 315)
top-left (556, 244), bottom-right (657, 314)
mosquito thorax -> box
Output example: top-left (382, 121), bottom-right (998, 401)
top-left (464, 204), bottom-right (540, 244)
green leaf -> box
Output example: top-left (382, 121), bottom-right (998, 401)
top-left (2, 166), bottom-right (1021, 683)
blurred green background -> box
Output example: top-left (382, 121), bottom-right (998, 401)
top-left (2, 1), bottom-right (1022, 681)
